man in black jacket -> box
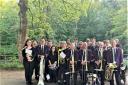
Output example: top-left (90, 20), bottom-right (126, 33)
top-left (36, 38), bottom-right (49, 81)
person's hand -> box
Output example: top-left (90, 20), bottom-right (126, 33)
top-left (81, 61), bottom-right (86, 65)
top-left (95, 61), bottom-right (100, 65)
top-left (70, 61), bottom-right (74, 65)
top-left (99, 60), bottom-right (102, 63)
top-left (27, 56), bottom-right (31, 61)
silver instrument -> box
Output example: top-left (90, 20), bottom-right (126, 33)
top-left (37, 55), bottom-right (45, 85)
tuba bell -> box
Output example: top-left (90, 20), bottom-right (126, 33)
top-left (37, 55), bottom-right (45, 85)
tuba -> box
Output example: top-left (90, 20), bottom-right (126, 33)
top-left (37, 55), bottom-right (45, 85)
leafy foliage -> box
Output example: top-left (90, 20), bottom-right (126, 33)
top-left (0, 0), bottom-right (127, 54)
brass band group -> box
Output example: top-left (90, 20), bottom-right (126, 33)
top-left (22, 38), bottom-right (125, 85)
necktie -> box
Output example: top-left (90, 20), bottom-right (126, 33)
top-left (42, 45), bottom-right (44, 54)
top-left (112, 48), bottom-right (115, 63)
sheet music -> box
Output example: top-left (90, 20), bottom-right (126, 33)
top-left (60, 52), bottom-right (66, 59)
top-left (25, 49), bottom-right (32, 55)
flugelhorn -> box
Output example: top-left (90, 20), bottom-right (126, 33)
top-left (37, 55), bottom-right (45, 85)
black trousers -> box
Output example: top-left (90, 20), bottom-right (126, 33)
top-left (65, 66), bottom-right (77, 85)
top-left (58, 64), bottom-right (67, 82)
top-left (110, 68), bottom-right (122, 85)
top-left (23, 60), bottom-right (34, 83)
top-left (49, 68), bottom-right (57, 82)
top-left (34, 59), bottom-right (40, 78)
top-left (66, 72), bottom-right (77, 85)
top-left (79, 63), bottom-right (105, 85)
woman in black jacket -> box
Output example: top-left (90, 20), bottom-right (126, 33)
top-left (22, 39), bottom-right (35, 85)
top-left (47, 45), bottom-right (58, 82)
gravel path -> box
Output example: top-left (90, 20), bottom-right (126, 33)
top-left (0, 70), bottom-right (128, 85)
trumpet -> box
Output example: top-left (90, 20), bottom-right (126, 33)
top-left (37, 55), bottom-right (45, 85)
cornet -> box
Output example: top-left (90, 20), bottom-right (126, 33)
top-left (37, 55), bottom-right (45, 85)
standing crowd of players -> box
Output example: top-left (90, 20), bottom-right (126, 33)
top-left (22, 38), bottom-right (123, 85)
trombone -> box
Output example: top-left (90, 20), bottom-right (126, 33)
top-left (84, 49), bottom-right (88, 71)
top-left (69, 49), bottom-right (75, 85)
top-left (99, 49), bottom-right (103, 71)
top-left (81, 49), bottom-right (88, 84)
top-left (71, 50), bottom-right (75, 73)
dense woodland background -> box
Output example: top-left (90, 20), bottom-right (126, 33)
top-left (0, 0), bottom-right (127, 68)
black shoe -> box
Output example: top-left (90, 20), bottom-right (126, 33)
top-left (28, 82), bottom-right (33, 85)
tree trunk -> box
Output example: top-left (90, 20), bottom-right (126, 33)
top-left (17, 0), bottom-right (28, 62)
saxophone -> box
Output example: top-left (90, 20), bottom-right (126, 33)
top-left (37, 55), bottom-right (45, 85)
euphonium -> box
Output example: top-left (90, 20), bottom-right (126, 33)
top-left (105, 63), bottom-right (117, 81)
top-left (37, 55), bottom-right (45, 85)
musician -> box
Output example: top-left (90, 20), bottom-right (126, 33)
top-left (65, 43), bottom-right (78, 85)
top-left (47, 40), bottom-right (53, 52)
top-left (115, 39), bottom-right (122, 48)
top-left (76, 41), bottom-right (83, 50)
top-left (22, 39), bottom-right (35, 85)
top-left (36, 38), bottom-right (49, 81)
top-left (86, 38), bottom-right (92, 49)
top-left (89, 38), bottom-right (99, 69)
top-left (103, 40), bottom-right (111, 50)
top-left (73, 38), bottom-right (78, 49)
top-left (79, 42), bottom-right (94, 85)
top-left (90, 38), bottom-right (98, 58)
top-left (106, 39), bottom-right (123, 85)
top-left (47, 45), bottom-right (58, 82)
top-left (96, 42), bottom-right (106, 85)
top-left (66, 38), bottom-right (71, 44)
top-left (57, 41), bottom-right (69, 85)
top-left (32, 40), bottom-right (39, 80)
